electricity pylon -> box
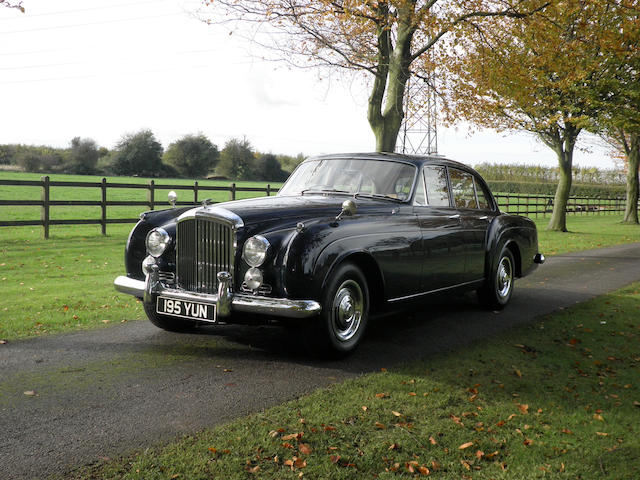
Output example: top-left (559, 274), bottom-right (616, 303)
top-left (396, 72), bottom-right (438, 155)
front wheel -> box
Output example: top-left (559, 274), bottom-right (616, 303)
top-left (305, 263), bottom-right (369, 357)
top-left (144, 302), bottom-right (201, 333)
top-left (477, 246), bottom-right (515, 310)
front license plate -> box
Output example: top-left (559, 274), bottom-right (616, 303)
top-left (156, 296), bottom-right (216, 323)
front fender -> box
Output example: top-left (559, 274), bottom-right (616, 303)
top-left (124, 207), bottom-right (191, 280)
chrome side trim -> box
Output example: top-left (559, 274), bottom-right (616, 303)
top-left (113, 273), bottom-right (321, 319)
top-left (388, 279), bottom-right (484, 303)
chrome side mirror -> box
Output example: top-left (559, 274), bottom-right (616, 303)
top-left (168, 191), bottom-right (177, 208)
top-left (335, 199), bottom-right (357, 221)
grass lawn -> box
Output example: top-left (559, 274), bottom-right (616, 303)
top-left (70, 281), bottom-right (640, 479)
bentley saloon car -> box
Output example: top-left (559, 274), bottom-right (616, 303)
top-left (114, 153), bottom-right (544, 355)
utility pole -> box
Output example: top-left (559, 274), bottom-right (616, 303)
top-left (397, 72), bottom-right (438, 155)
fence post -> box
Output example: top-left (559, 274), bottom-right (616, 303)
top-left (41, 175), bottom-right (50, 239)
top-left (194, 181), bottom-right (199, 204)
top-left (266, 184), bottom-right (271, 196)
top-left (148, 180), bottom-right (155, 210)
top-left (101, 177), bottom-right (107, 236)
top-left (230, 182), bottom-right (236, 201)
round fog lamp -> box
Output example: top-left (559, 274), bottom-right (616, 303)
top-left (244, 267), bottom-right (263, 291)
top-left (242, 235), bottom-right (270, 267)
top-left (142, 255), bottom-right (156, 275)
top-left (146, 228), bottom-right (170, 257)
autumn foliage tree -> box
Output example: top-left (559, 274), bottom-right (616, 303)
top-left (203, 0), bottom-right (548, 153)
top-left (587, 3), bottom-right (640, 224)
top-left (441, 0), bottom-right (625, 231)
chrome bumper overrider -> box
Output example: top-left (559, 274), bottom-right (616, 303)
top-left (113, 266), bottom-right (321, 320)
top-left (534, 253), bottom-right (545, 264)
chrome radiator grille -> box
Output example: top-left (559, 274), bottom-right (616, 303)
top-left (176, 218), bottom-right (235, 294)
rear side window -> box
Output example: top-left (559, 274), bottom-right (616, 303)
top-left (449, 168), bottom-right (477, 209)
top-left (423, 166), bottom-right (450, 206)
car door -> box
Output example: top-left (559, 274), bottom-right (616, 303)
top-left (448, 167), bottom-right (496, 282)
top-left (413, 165), bottom-right (467, 292)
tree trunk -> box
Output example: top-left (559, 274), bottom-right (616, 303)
top-left (367, 5), bottom-right (413, 153)
top-left (545, 126), bottom-right (579, 232)
top-left (622, 133), bottom-right (640, 224)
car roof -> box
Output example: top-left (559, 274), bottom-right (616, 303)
top-left (306, 152), bottom-right (472, 170)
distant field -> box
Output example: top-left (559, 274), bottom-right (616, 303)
top-left (0, 171), bottom-right (282, 229)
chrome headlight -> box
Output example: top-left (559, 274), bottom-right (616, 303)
top-left (242, 235), bottom-right (270, 267)
top-left (146, 228), bottom-right (171, 257)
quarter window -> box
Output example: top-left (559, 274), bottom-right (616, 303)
top-left (474, 178), bottom-right (492, 210)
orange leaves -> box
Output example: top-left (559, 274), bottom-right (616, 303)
top-left (283, 457), bottom-right (307, 470)
top-left (517, 403), bottom-right (529, 414)
top-left (459, 441), bottom-right (474, 450)
top-left (298, 443), bottom-right (313, 455)
top-left (451, 415), bottom-right (464, 427)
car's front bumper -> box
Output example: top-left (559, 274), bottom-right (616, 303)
top-left (113, 266), bottom-right (322, 320)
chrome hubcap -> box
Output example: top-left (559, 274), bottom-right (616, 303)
top-left (332, 280), bottom-right (363, 341)
top-left (496, 255), bottom-right (513, 299)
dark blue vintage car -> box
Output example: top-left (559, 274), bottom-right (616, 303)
top-left (114, 153), bottom-right (544, 355)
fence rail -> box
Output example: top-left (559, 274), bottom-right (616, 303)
top-left (0, 176), bottom-right (276, 238)
top-left (0, 176), bottom-right (631, 238)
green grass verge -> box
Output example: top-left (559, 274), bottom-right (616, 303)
top-left (70, 282), bottom-right (640, 479)
top-left (535, 215), bottom-right (640, 256)
top-left (0, 213), bottom-right (637, 342)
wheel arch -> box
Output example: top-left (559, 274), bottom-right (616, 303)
top-left (320, 251), bottom-right (385, 313)
top-left (505, 240), bottom-right (522, 277)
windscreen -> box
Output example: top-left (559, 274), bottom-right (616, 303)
top-left (278, 158), bottom-right (417, 201)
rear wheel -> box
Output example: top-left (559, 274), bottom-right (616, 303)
top-left (478, 246), bottom-right (515, 310)
top-left (305, 263), bottom-right (369, 357)
top-left (144, 302), bottom-right (200, 333)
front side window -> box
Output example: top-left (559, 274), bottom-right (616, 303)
top-left (278, 158), bottom-right (417, 201)
top-left (423, 165), bottom-right (450, 206)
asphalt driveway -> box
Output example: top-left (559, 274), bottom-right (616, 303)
top-left (1, 242), bottom-right (640, 479)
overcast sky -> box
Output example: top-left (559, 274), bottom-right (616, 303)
top-left (0, 0), bottom-right (617, 169)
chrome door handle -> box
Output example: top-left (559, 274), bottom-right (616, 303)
top-left (478, 216), bottom-right (488, 220)
top-left (448, 214), bottom-right (461, 219)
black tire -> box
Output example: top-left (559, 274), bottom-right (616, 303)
top-left (305, 262), bottom-right (369, 357)
top-left (143, 302), bottom-right (201, 333)
top-left (477, 246), bottom-right (515, 310)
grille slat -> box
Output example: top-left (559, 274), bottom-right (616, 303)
top-left (176, 218), bottom-right (234, 294)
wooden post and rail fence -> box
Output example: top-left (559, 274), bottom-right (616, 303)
top-left (0, 176), bottom-right (632, 239)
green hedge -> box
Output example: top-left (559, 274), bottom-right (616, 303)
top-left (486, 180), bottom-right (626, 197)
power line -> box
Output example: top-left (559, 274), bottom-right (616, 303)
top-left (0, 11), bottom-right (184, 35)
top-left (0, 0), bottom-right (168, 22)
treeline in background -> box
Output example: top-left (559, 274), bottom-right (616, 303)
top-left (0, 131), bottom-right (629, 197)
top-left (474, 163), bottom-right (628, 197)
top-left (0, 130), bottom-right (305, 182)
